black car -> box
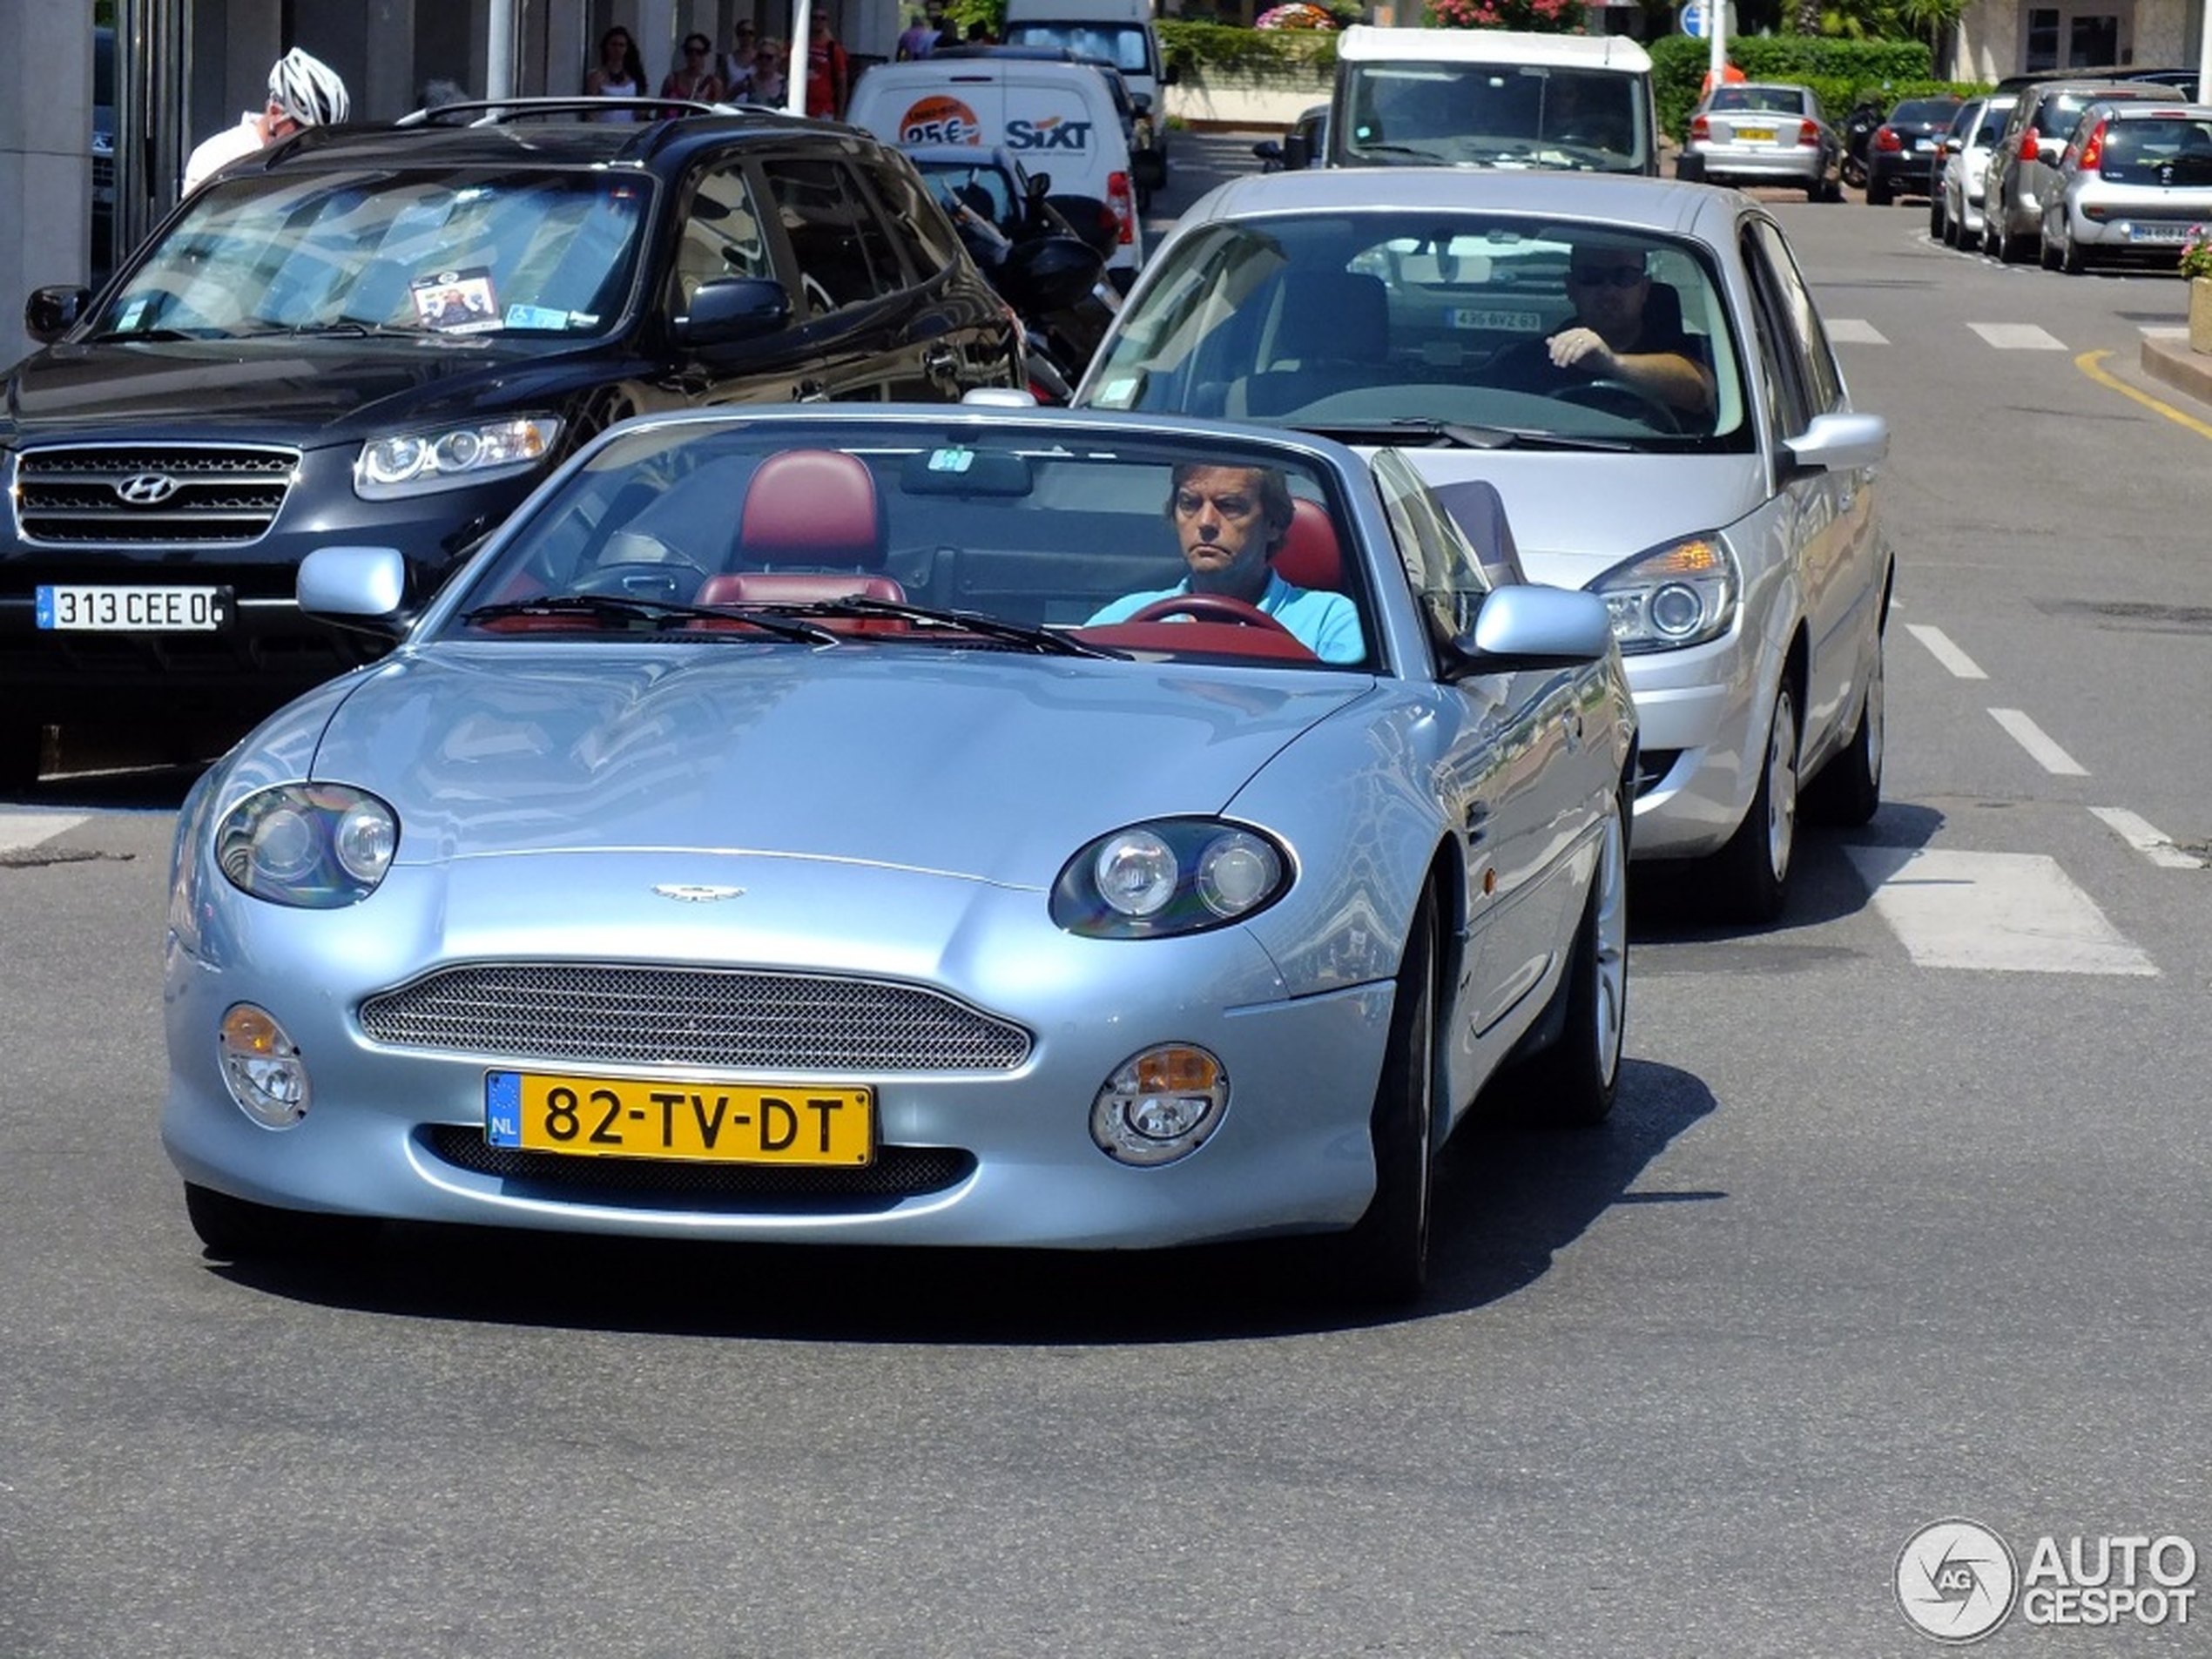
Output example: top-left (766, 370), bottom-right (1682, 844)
top-left (0, 101), bottom-right (1022, 785)
top-left (1865, 96), bottom-right (1966, 205)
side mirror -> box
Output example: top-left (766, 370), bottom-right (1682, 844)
top-left (1282, 132), bottom-right (1312, 170)
top-left (1024, 169), bottom-right (1054, 202)
top-left (1784, 409), bottom-right (1888, 475)
top-left (298, 545), bottom-right (415, 637)
top-left (1941, 135), bottom-right (1963, 154)
top-left (26, 285), bottom-right (91, 344)
top-left (1442, 584), bottom-right (1612, 680)
top-left (672, 276), bottom-right (792, 347)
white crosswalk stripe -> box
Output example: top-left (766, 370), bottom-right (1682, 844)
top-left (1968, 321), bottom-right (2069, 350)
top-left (0, 813), bottom-right (87, 853)
top-left (1844, 846), bottom-right (2157, 975)
top-left (1824, 318), bottom-right (1889, 345)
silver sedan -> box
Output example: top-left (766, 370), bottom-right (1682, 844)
top-left (161, 405), bottom-right (1635, 1305)
top-left (1075, 168), bottom-right (1894, 923)
top-left (1676, 83), bottom-right (1844, 201)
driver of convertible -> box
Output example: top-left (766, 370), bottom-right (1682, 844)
top-left (1085, 463), bottom-right (1365, 664)
top-left (1494, 241), bottom-right (1715, 420)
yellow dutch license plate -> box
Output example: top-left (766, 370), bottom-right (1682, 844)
top-left (485, 1069), bottom-right (874, 1165)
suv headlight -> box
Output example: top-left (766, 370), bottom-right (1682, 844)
top-left (355, 416), bottom-right (560, 499)
top-left (214, 784), bottom-right (399, 907)
top-left (1591, 534), bottom-right (1739, 654)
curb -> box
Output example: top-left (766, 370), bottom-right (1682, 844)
top-left (2141, 334), bottom-right (2212, 411)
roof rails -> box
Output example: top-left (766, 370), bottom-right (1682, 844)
top-left (394, 96), bottom-right (772, 127)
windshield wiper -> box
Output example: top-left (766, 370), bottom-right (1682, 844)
top-left (230, 320), bottom-right (431, 340)
top-left (459, 594), bottom-right (840, 644)
top-left (760, 596), bottom-right (1121, 657)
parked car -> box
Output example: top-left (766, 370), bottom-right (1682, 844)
top-left (1074, 169), bottom-right (1894, 922)
top-left (1863, 95), bottom-right (1963, 206)
top-left (1676, 82), bottom-right (1844, 201)
top-left (1982, 79), bottom-right (2165, 261)
top-left (0, 102), bottom-right (1020, 786)
top-left (1932, 93), bottom-right (2016, 246)
top-left (2040, 99), bottom-right (2212, 272)
top-left (160, 402), bottom-right (1636, 1305)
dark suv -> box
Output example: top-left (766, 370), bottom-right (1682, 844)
top-left (1, 103), bottom-right (1021, 784)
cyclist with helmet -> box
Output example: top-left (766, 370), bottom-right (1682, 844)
top-left (183, 47), bottom-right (351, 193)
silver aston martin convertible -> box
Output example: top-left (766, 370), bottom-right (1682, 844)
top-left (161, 404), bottom-right (1636, 1302)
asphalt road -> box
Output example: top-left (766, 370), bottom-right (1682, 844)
top-left (4, 137), bottom-right (2211, 1656)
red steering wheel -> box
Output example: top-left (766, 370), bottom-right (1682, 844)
top-left (1123, 594), bottom-right (1299, 636)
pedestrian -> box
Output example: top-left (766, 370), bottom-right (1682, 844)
top-left (721, 22), bottom-right (760, 97)
top-left (804, 13), bottom-right (850, 120)
top-left (183, 47), bottom-right (351, 194)
top-left (583, 26), bottom-right (647, 120)
top-left (660, 32), bottom-right (725, 109)
top-left (748, 37), bottom-right (790, 108)
top-left (894, 7), bottom-right (941, 60)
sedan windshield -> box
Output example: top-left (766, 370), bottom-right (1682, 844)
top-left (1083, 213), bottom-right (1750, 452)
top-left (93, 168), bottom-right (651, 341)
top-left (441, 418), bottom-right (1382, 669)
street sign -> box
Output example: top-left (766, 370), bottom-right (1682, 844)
top-left (1681, 0), bottom-right (1710, 37)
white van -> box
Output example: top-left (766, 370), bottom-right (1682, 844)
top-left (999, 0), bottom-right (1175, 191)
top-left (846, 56), bottom-right (1145, 283)
top-left (1305, 26), bottom-right (1659, 177)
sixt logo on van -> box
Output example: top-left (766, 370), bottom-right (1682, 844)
top-left (1008, 117), bottom-right (1093, 152)
top-left (899, 96), bottom-right (984, 145)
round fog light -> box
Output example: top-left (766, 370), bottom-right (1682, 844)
top-left (219, 1003), bottom-right (311, 1128)
top-left (1090, 1044), bottom-right (1228, 1166)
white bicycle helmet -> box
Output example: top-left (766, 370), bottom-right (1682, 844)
top-left (268, 48), bottom-right (351, 127)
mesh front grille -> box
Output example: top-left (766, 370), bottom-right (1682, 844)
top-left (422, 1126), bottom-right (975, 1202)
top-left (361, 963), bottom-right (1032, 1071)
top-left (16, 444), bottom-right (299, 545)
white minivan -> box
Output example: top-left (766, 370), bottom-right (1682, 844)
top-left (1000, 0), bottom-right (1175, 192)
top-left (846, 55), bottom-right (1145, 283)
top-left (1298, 26), bottom-right (1660, 177)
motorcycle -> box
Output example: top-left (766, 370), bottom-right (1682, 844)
top-left (1840, 96), bottom-right (1887, 189)
top-left (938, 171), bottom-right (1116, 404)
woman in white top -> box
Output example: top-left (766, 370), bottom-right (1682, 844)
top-left (584, 27), bottom-right (646, 120)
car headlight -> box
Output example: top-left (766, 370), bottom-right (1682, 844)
top-left (1591, 534), bottom-right (1739, 654)
top-left (214, 784), bottom-right (399, 907)
top-left (1052, 819), bottom-right (1290, 938)
top-left (354, 416), bottom-right (560, 499)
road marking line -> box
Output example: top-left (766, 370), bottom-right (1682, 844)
top-left (1989, 707), bottom-right (2087, 776)
top-left (1825, 318), bottom-right (1888, 345)
top-left (0, 813), bottom-right (87, 853)
top-left (2089, 806), bottom-right (2205, 869)
top-left (1971, 322), bottom-right (2068, 350)
top-left (1905, 623), bottom-right (1986, 678)
top-left (2077, 348), bottom-right (2212, 442)
top-left (1844, 846), bottom-right (2157, 975)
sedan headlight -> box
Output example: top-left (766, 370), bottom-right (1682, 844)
top-left (1052, 819), bottom-right (1290, 938)
top-left (214, 784), bottom-right (399, 907)
top-left (1591, 534), bottom-right (1739, 654)
top-left (354, 416), bottom-right (560, 499)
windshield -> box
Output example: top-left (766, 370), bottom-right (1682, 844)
top-left (1083, 213), bottom-right (1749, 452)
top-left (442, 418), bottom-right (1378, 669)
top-left (1001, 22), bottom-right (1151, 77)
top-left (1336, 64), bottom-right (1651, 173)
top-left (94, 168), bottom-right (651, 341)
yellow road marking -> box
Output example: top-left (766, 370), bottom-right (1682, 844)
top-left (2076, 347), bottom-right (2212, 439)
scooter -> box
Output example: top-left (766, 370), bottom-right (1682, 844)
top-left (1839, 97), bottom-right (1887, 190)
top-left (940, 178), bottom-right (1113, 404)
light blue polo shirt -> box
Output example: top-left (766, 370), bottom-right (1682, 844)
top-left (1085, 572), bottom-right (1366, 664)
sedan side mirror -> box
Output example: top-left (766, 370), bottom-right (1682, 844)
top-left (1441, 584), bottom-right (1612, 681)
top-left (298, 545), bottom-right (416, 637)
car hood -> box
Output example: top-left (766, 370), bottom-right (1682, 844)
top-left (297, 647), bottom-right (1372, 886)
top-left (3, 336), bottom-right (618, 445)
top-left (1389, 450), bottom-right (1772, 588)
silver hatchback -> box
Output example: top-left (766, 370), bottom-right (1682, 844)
top-left (1983, 79), bottom-right (2166, 261)
top-left (2040, 99), bottom-right (2212, 272)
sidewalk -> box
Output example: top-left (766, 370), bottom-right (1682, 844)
top-left (2141, 332), bottom-right (2212, 409)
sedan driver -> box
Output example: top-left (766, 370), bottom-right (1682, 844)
top-left (1086, 463), bottom-right (1363, 663)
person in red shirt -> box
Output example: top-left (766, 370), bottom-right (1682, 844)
top-left (805, 14), bottom-right (850, 118)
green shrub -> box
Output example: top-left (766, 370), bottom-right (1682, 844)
top-left (1649, 34), bottom-right (1981, 136)
top-left (1158, 18), bottom-right (1339, 80)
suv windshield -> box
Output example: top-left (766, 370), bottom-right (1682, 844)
top-left (1337, 64), bottom-right (1650, 173)
top-left (94, 167), bottom-right (652, 341)
top-left (1082, 213), bottom-right (1746, 451)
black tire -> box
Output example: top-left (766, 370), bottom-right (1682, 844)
top-left (1803, 631), bottom-right (1884, 828)
top-left (1329, 890), bottom-right (1440, 1305)
top-left (1928, 195), bottom-right (1946, 239)
top-left (184, 1183), bottom-right (379, 1258)
top-left (1940, 210), bottom-right (1960, 248)
top-left (2057, 220), bottom-right (2087, 274)
top-left (1513, 793), bottom-right (1629, 1127)
top-left (1865, 176), bottom-right (1893, 207)
top-left (1706, 681), bottom-right (1800, 926)
top-left (1993, 210), bottom-right (2028, 264)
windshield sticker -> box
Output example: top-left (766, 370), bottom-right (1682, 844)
top-left (411, 267), bottom-right (501, 334)
top-left (927, 446), bottom-right (977, 474)
top-left (505, 304), bottom-right (573, 331)
top-left (900, 96), bottom-right (984, 145)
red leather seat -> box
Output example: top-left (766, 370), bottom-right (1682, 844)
top-left (732, 448), bottom-right (888, 570)
top-left (696, 571), bottom-right (905, 607)
top-left (1273, 497), bottom-right (1345, 593)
